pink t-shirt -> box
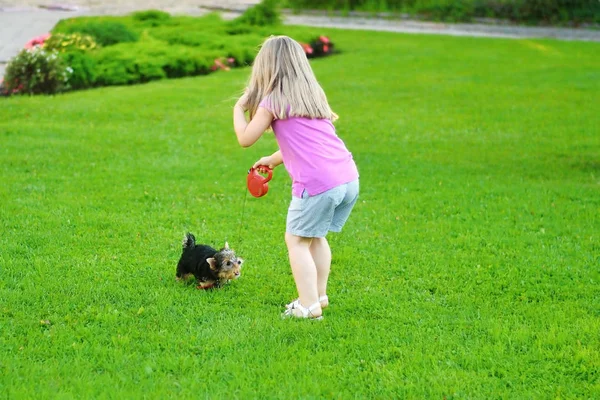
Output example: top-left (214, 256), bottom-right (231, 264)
top-left (259, 99), bottom-right (359, 197)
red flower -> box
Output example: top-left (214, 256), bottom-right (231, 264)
top-left (319, 36), bottom-right (330, 44)
top-left (300, 43), bottom-right (313, 55)
top-left (323, 45), bottom-right (329, 53)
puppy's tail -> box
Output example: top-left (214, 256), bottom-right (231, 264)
top-left (182, 233), bottom-right (196, 249)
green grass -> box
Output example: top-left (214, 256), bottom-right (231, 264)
top-left (1, 26), bottom-right (599, 398)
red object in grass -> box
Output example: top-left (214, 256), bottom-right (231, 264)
top-left (319, 36), bottom-right (330, 44)
top-left (247, 167), bottom-right (273, 198)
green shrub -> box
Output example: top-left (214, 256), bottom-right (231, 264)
top-left (92, 45), bottom-right (163, 86)
top-left (60, 51), bottom-right (97, 89)
top-left (412, 0), bottom-right (475, 22)
top-left (146, 13), bottom-right (233, 46)
top-left (150, 29), bottom-right (223, 48)
top-left (284, 0), bottom-right (600, 23)
top-left (90, 41), bottom-right (220, 86)
top-left (284, 0), bottom-right (402, 12)
top-left (149, 12), bottom-right (228, 35)
top-left (162, 56), bottom-right (199, 78)
top-left (147, 21), bottom-right (267, 65)
top-left (3, 47), bottom-right (72, 95)
top-left (473, 0), bottom-right (600, 24)
top-left (162, 49), bottom-right (216, 77)
top-left (235, 0), bottom-right (282, 26)
top-left (225, 22), bottom-right (254, 35)
top-left (131, 9), bottom-right (171, 26)
top-left (225, 44), bottom-right (257, 67)
top-left (59, 20), bottom-right (139, 46)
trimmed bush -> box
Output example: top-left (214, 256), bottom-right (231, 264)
top-left (131, 9), bottom-right (171, 26)
top-left (60, 51), bottom-right (97, 89)
top-left (90, 41), bottom-right (221, 86)
top-left (225, 43), bottom-right (259, 67)
top-left (234, 0), bottom-right (282, 26)
top-left (92, 44), bottom-right (164, 86)
top-left (149, 29), bottom-right (227, 48)
top-left (56, 19), bottom-right (139, 46)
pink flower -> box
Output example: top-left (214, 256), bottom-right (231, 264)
top-left (212, 58), bottom-right (230, 71)
top-left (323, 45), bottom-right (329, 53)
top-left (227, 57), bottom-right (235, 65)
top-left (319, 36), bottom-right (330, 44)
top-left (25, 33), bottom-right (51, 49)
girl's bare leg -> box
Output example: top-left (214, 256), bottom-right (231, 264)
top-left (310, 237), bottom-right (331, 307)
top-left (285, 232), bottom-right (322, 317)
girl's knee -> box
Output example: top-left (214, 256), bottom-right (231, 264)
top-left (313, 236), bottom-right (327, 245)
top-left (285, 232), bottom-right (311, 247)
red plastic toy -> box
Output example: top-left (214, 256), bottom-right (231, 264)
top-left (247, 167), bottom-right (273, 198)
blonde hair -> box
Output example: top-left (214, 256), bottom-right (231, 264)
top-left (245, 35), bottom-right (338, 122)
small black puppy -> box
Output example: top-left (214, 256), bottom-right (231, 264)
top-left (176, 233), bottom-right (244, 289)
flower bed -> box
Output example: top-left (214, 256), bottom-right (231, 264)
top-left (1, 1), bottom-right (337, 96)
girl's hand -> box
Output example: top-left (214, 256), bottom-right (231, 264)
top-left (253, 156), bottom-right (276, 172)
top-left (235, 88), bottom-right (249, 111)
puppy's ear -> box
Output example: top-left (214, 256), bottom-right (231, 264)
top-left (207, 258), bottom-right (217, 271)
top-left (224, 242), bottom-right (230, 250)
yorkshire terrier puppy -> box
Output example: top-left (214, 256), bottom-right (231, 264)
top-left (176, 233), bottom-right (244, 289)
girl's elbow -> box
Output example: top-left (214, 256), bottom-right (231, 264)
top-left (237, 137), bottom-right (254, 148)
top-left (235, 128), bottom-right (261, 147)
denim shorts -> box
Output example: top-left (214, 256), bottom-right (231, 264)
top-left (286, 179), bottom-right (359, 238)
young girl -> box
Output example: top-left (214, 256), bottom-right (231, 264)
top-left (233, 35), bottom-right (359, 320)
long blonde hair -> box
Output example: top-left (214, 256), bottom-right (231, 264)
top-left (245, 35), bottom-right (338, 122)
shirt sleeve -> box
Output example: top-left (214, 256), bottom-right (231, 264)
top-left (259, 97), bottom-right (277, 120)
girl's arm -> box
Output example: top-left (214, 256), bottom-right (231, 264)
top-left (233, 103), bottom-right (273, 148)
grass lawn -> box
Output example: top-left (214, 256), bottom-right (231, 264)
top-left (1, 25), bottom-right (599, 398)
